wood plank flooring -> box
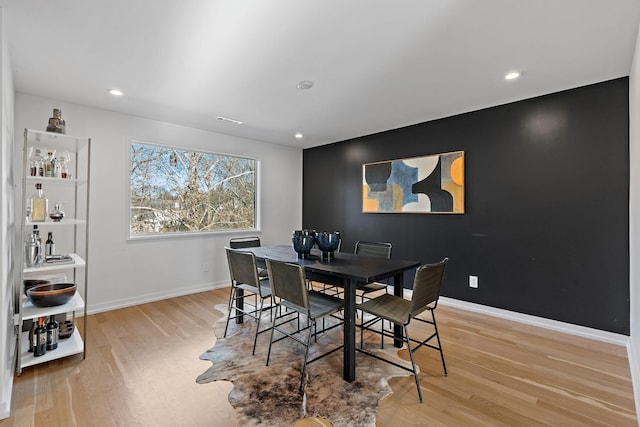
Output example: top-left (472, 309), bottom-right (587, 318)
top-left (1, 288), bottom-right (636, 426)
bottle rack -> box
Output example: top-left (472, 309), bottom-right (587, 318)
top-left (15, 129), bottom-right (91, 374)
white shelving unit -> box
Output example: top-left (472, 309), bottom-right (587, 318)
top-left (15, 129), bottom-right (90, 374)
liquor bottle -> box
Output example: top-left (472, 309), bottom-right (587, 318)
top-left (28, 320), bottom-right (36, 352)
top-left (46, 316), bottom-right (59, 351)
top-left (29, 183), bottom-right (48, 222)
top-left (45, 232), bottom-right (55, 256)
top-left (33, 317), bottom-right (47, 357)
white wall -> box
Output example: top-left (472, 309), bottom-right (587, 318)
top-left (14, 93), bottom-right (302, 314)
top-left (629, 24), bottom-right (640, 422)
top-left (0, 8), bottom-right (15, 420)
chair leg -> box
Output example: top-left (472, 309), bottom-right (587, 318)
top-left (266, 307), bottom-right (279, 366)
top-left (223, 286), bottom-right (237, 338)
top-left (431, 310), bottom-right (447, 375)
top-left (252, 297), bottom-right (264, 355)
top-left (300, 318), bottom-right (315, 392)
top-left (404, 325), bottom-right (423, 403)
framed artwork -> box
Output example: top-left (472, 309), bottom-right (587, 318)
top-left (362, 151), bottom-right (464, 214)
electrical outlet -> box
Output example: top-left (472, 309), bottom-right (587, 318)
top-left (203, 262), bottom-right (210, 272)
top-left (469, 275), bottom-right (478, 288)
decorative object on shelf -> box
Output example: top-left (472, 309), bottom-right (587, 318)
top-left (29, 183), bottom-right (48, 222)
top-left (23, 279), bottom-right (50, 296)
top-left (292, 230), bottom-right (315, 259)
top-left (49, 203), bottom-right (65, 222)
top-left (315, 231), bottom-right (341, 260)
top-left (24, 228), bottom-right (42, 268)
top-left (26, 282), bottom-right (76, 307)
top-left (58, 320), bottom-right (74, 339)
top-left (29, 147), bottom-right (44, 177)
top-left (58, 151), bottom-right (71, 178)
top-left (363, 150), bottom-right (465, 214)
top-left (46, 108), bottom-right (66, 134)
top-left (44, 149), bottom-right (56, 177)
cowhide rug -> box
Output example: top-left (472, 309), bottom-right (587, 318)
top-left (197, 304), bottom-right (413, 426)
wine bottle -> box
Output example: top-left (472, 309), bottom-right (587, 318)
top-left (28, 320), bottom-right (36, 352)
top-left (33, 317), bottom-right (47, 357)
top-left (45, 232), bottom-right (55, 256)
top-left (46, 316), bottom-right (59, 351)
top-left (29, 183), bottom-right (48, 222)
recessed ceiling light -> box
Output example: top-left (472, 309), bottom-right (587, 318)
top-left (295, 133), bottom-right (303, 139)
top-left (217, 116), bottom-right (243, 125)
top-left (296, 81), bottom-right (314, 90)
top-left (109, 89), bottom-right (124, 96)
top-left (505, 71), bottom-right (521, 81)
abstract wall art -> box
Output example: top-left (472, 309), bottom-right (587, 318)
top-left (362, 151), bottom-right (464, 214)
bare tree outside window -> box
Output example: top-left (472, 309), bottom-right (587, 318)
top-left (130, 141), bottom-right (256, 236)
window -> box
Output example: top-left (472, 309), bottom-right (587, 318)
top-left (129, 140), bottom-right (256, 237)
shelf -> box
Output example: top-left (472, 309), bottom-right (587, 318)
top-left (23, 253), bottom-right (85, 273)
top-left (25, 219), bottom-right (87, 227)
top-left (17, 129), bottom-right (90, 374)
top-left (25, 130), bottom-right (88, 152)
top-left (21, 292), bottom-right (85, 321)
top-left (20, 326), bottom-right (84, 369)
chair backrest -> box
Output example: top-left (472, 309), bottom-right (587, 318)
top-left (354, 241), bottom-right (392, 259)
top-left (409, 258), bottom-right (448, 317)
top-left (226, 247), bottom-right (261, 290)
top-left (265, 259), bottom-right (309, 312)
top-left (229, 236), bottom-right (262, 249)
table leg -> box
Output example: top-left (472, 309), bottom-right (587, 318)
top-left (393, 273), bottom-right (404, 347)
top-left (343, 278), bottom-right (356, 382)
top-left (235, 287), bottom-right (244, 324)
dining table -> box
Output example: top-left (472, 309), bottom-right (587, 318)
top-left (238, 245), bottom-right (420, 382)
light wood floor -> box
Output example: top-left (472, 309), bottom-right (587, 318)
top-left (1, 288), bottom-right (636, 426)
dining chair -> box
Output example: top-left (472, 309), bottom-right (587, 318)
top-left (357, 257), bottom-right (448, 403)
top-left (229, 236), bottom-right (261, 249)
top-left (354, 241), bottom-right (393, 300)
top-left (265, 258), bottom-right (344, 391)
top-left (224, 247), bottom-right (273, 355)
top-left (229, 236), bottom-right (267, 278)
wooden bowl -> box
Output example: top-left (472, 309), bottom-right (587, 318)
top-left (23, 279), bottom-right (50, 296)
top-left (27, 283), bottom-right (76, 307)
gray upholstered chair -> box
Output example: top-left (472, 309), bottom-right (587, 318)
top-left (357, 257), bottom-right (448, 403)
top-left (265, 258), bottom-right (344, 391)
top-left (224, 247), bottom-right (273, 355)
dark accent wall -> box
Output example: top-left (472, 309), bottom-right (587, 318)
top-left (303, 77), bottom-right (630, 335)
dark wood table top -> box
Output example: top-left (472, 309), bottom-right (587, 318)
top-left (243, 245), bottom-right (420, 284)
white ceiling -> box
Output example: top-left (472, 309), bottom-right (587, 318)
top-left (1, 0), bottom-right (639, 149)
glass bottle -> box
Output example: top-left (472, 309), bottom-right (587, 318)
top-left (44, 151), bottom-right (56, 177)
top-left (33, 317), bottom-right (47, 357)
top-left (28, 320), bottom-right (36, 352)
top-left (46, 316), bottom-right (59, 351)
top-left (45, 232), bottom-right (55, 256)
top-left (29, 183), bottom-right (48, 222)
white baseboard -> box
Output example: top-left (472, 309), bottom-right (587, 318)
top-left (437, 296), bottom-right (630, 346)
top-left (627, 338), bottom-right (640, 424)
top-left (86, 281), bottom-right (229, 315)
